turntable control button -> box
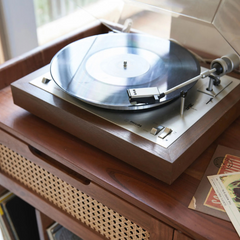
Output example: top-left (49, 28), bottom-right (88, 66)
top-left (150, 126), bottom-right (164, 135)
top-left (159, 127), bottom-right (172, 139)
top-left (42, 77), bottom-right (51, 84)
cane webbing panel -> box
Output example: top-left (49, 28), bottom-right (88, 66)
top-left (0, 144), bottom-right (150, 240)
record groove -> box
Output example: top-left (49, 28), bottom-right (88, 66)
top-left (50, 33), bottom-right (200, 110)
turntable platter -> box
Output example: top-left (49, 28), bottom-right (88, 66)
top-left (50, 33), bottom-right (200, 110)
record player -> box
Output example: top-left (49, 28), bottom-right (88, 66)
top-left (11, 0), bottom-right (240, 184)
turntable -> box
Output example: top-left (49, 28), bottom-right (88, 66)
top-left (11, 0), bottom-right (240, 184)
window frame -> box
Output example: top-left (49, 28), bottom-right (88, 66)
top-left (0, 0), bottom-right (38, 60)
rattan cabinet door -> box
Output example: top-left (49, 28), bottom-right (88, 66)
top-left (0, 128), bottom-right (174, 240)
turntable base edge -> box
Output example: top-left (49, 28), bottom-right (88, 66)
top-left (11, 65), bottom-right (240, 184)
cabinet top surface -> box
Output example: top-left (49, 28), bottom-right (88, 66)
top-left (1, 81), bottom-right (239, 240)
top-left (0, 25), bottom-right (240, 239)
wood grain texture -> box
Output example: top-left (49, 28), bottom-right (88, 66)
top-left (0, 185), bottom-right (7, 196)
top-left (35, 210), bottom-right (55, 240)
top-left (173, 230), bottom-right (193, 240)
top-left (1, 85), bottom-right (240, 239)
top-left (11, 64), bottom-right (240, 184)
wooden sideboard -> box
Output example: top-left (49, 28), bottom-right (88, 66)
top-left (0, 22), bottom-right (240, 240)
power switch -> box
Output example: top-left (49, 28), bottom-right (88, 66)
top-left (159, 127), bottom-right (172, 139)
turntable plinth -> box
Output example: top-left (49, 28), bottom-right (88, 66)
top-left (11, 64), bottom-right (240, 184)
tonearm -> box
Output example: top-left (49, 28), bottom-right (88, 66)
top-left (127, 53), bottom-right (240, 114)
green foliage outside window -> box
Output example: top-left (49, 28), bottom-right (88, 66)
top-left (34, 0), bottom-right (98, 27)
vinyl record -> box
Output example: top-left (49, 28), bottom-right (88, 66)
top-left (50, 33), bottom-right (200, 110)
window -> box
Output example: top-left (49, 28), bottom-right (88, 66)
top-left (0, 36), bottom-right (4, 64)
top-left (34, 0), bottom-right (99, 45)
top-left (0, 0), bottom-right (122, 61)
top-left (0, 0), bottom-right (171, 62)
top-left (0, 0), bottom-right (38, 60)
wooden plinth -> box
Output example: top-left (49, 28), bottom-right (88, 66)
top-left (11, 65), bottom-right (240, 184)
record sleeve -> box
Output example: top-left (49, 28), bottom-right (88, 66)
top-left (0, 192), bottom-right (15, 240)
top-left (3, 194), bottom-right (40, 240)
top-left (189, 145), bottom-right (240, 221)
top-left (208, 172), bottom-right (240, 237)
